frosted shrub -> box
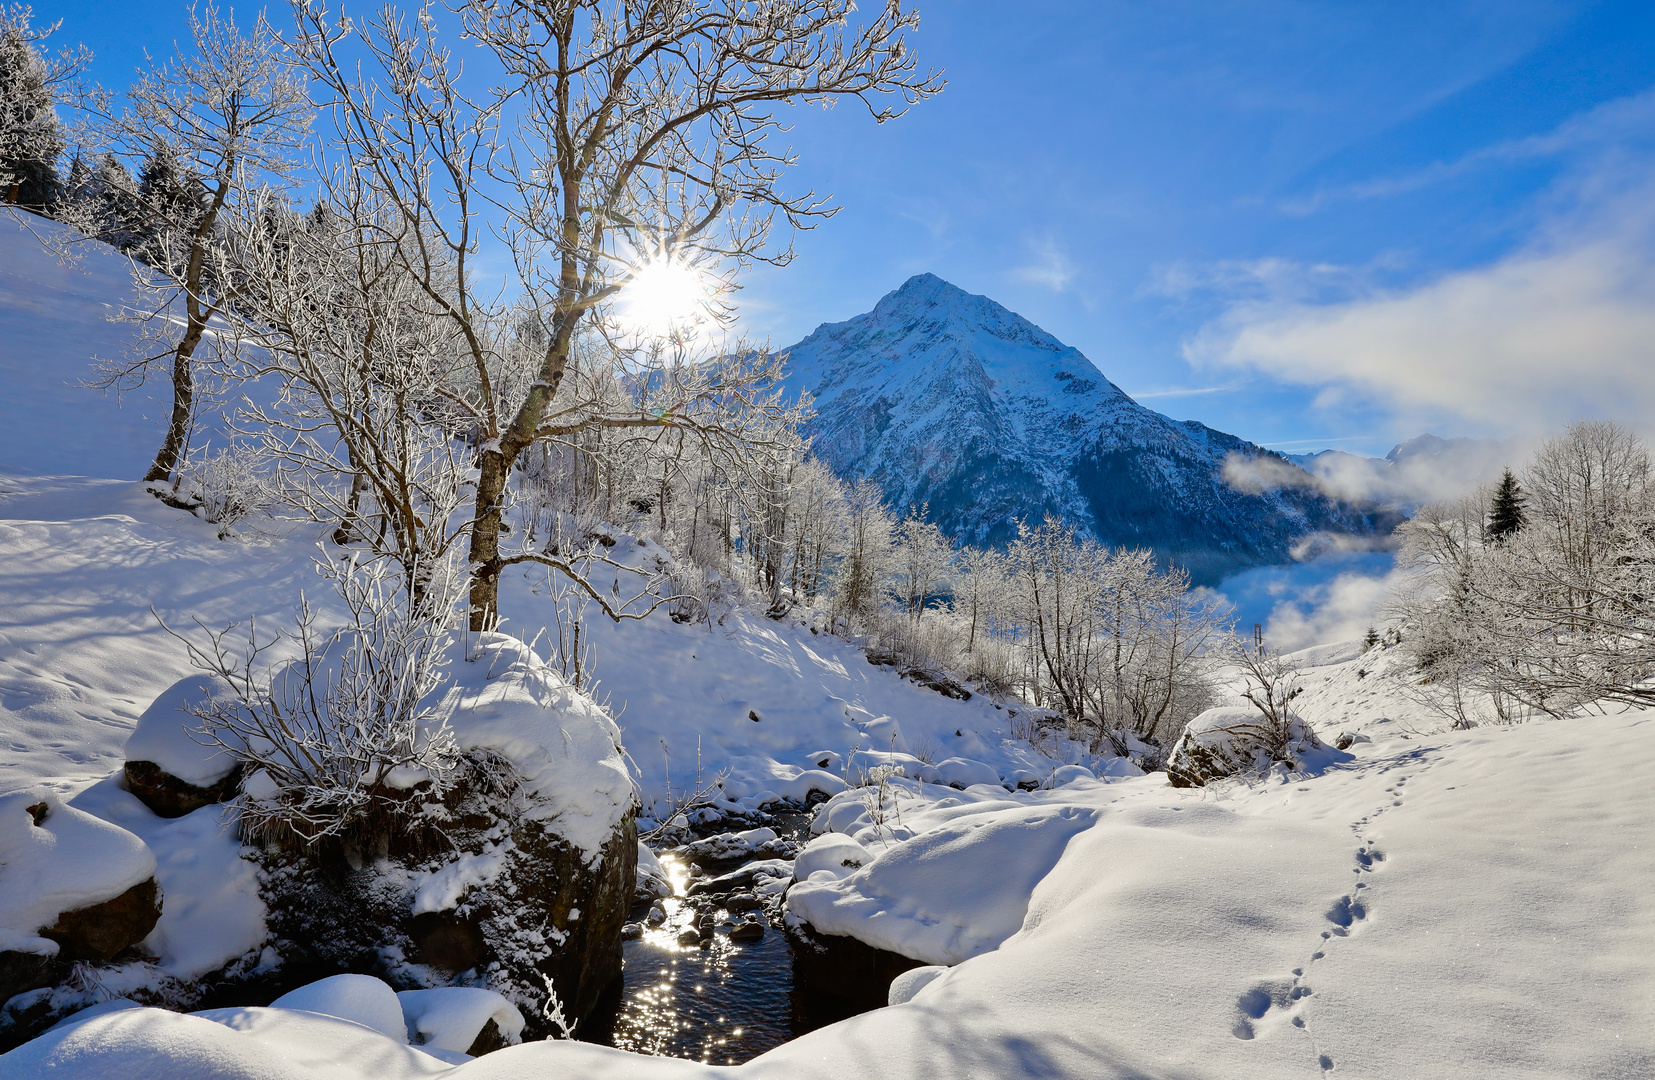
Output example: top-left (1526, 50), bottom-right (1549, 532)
top-left (169, 554), bottom-right (463, 846)
top-left (183, 444), bottom-right (275, 535)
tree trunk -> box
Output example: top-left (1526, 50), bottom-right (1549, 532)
top-left (143, 332), bottom-right (201, 483)
top-left (469, 447), bottom-right (510, 631)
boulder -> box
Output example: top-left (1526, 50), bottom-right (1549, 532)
top-left (122, 760), bottom-right (242, 819)
top-left (0, 789), bottom-right (160, 1005)
top-left (40, 878), bottom-right (161, 963)
top-left (1165, 706), bottom-right (1326, 788)
top-left (122, 675), bottom-right (245, 817)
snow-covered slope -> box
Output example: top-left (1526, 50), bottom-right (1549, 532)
top-left (779, 274), bottom-right (1401, 584)
top-left (0, 212), bottom-right (174, 479)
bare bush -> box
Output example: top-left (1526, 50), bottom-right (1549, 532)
top-left (167, 553), bottom-right (463, 846)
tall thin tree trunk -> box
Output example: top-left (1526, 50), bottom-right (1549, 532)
top-left (143, 330), bottom-right (202, 483)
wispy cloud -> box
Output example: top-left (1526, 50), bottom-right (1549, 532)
top-left (1184, 134), bottom-right (1655, 438)
top-left (1278, 87), bottom-right (1655, 216)
top-left (1012, 238), bottom-right (1077, 292)
top-left (1125, 384), bottom-right (1238, 400)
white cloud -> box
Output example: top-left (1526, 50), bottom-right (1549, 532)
top-left (1262, 565), bottom-right (1410, 653)
top-left (1013, 239), bottom-right (1076, 292)
top-left (1187, 185), bottom-right (1655, 436)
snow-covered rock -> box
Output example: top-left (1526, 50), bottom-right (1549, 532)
top-left (122, 674), bottom-right (243, 792)
top-left (792, 833), bottom-right (872, 882)
top-left (1164, 705), bottom-right (1330, 787)
top-left (270, 974), bottom-right (408, 1043)
top-left (434, 634), bottom-right (633, 866)
top-left (0, 789), bottom-right (158, 965)
top-left (920, 756), bottom-right (1002, 790)
top-left (786, 803), bottom-right (1099, 965)
top-left (397, 987), bottom-right (524, 1056)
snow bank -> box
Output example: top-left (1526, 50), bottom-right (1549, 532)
top-left (435, 634), bottom-right (633, 864)
top-left (0, 788), bottom-right (155, 951)
top-left (397, 988), bottom-right (525, 1053)
top-left (268, 974), bottom-right (408, 1043)
top-left (786, 803), bottom-right (1099, 965)
top-left (70, 777), bottom-right (265, 978)
top-left (122, 675), bottom-right (242, 788)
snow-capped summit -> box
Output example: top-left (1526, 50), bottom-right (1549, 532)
top-left (779, 274), bottom-right (1399, 584)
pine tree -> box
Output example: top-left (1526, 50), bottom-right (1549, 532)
top-left (132, 144), bottom-right (203, 263)
top-left (0, 10), bottom-right (86, 208)
top-left (1488, 468), bottom-right (1527, 542)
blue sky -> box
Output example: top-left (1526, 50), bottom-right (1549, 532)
top-left (47, 0), bottom-right (1655, 456)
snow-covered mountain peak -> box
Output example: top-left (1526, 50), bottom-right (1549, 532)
top-left (779, 276), bottom-right (1399, 583)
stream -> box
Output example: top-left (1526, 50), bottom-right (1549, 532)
top-left (582, 811), bottom-right (867, 1064)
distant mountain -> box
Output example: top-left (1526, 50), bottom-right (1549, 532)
top-left (777, 274), bottom-right (1401, 585)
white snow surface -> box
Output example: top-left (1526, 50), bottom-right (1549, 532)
top-left (397, 988), bottom-right (525, 1054)
top-left (11, 708), bottom-right (1655, 1077)
top-left (0, 787), bottom-right (155, 949)
top-left (0, 213), bottom-right (174, 479)
top-left (121, 675), bottom-right (242, 787)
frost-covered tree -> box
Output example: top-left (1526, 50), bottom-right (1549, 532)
top-left (0, 6), bottom-right (87, 207)
top-left (1396, 420), bottom-right (1655, 721)
top-left (75, 5), bottom-right (310, 486)
top-left (892, 504), bottom-right (951, 620)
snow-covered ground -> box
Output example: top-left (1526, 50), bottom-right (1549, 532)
top-left (3, 213), bottom-right (1653, 1077)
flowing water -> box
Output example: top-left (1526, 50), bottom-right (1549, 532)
top-left (583, 812), bottom-right (866, 1065)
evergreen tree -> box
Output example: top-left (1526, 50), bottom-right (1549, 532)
top-left (1488, 468), bottom-right (1527, 542)
top-left (132, 143), bottom-right (204, 262)
top-left (60, 151), bottom-right (141, 249)
top-left (0, 9), bottom-right (86, 208)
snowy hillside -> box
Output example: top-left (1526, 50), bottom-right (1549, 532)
top-left (0, 214), bottom-right (177, 479)
top-left (779, 274), bottom-right (1400, 584)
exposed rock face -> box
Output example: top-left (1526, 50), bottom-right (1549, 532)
top-left (779, 274), bottom-right (1402, 585)
top-left (788, 921), bottom-right (924, 1013)
top-left (123, 760), bottom-right (242, 818)
top-left (41, 878), bottom-right (162, 963)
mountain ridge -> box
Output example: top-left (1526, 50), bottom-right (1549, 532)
top-left (778, 273), bottom-right (1401, 585)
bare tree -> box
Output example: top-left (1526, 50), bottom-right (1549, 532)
top-left (453, 0), bottom-right (942, 628)
top-left (74, 5), bottom-right (310, 486)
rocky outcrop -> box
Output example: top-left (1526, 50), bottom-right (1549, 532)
top-left (256, 753), bottom-right (636, 1040)
top-left (788, 921), bottom-right (925, 1014)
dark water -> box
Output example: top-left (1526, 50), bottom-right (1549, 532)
top-left (583, 812), bottom-right (861, 1065)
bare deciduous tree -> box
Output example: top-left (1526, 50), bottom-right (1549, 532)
top-left (74, 5), bottom-right (309, 486)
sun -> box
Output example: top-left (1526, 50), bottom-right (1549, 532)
top-left (616, 257), bottom-right (714, 340)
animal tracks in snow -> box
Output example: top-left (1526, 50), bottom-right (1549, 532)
top-left (1229, 767), bottom-right (1422, 1072)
